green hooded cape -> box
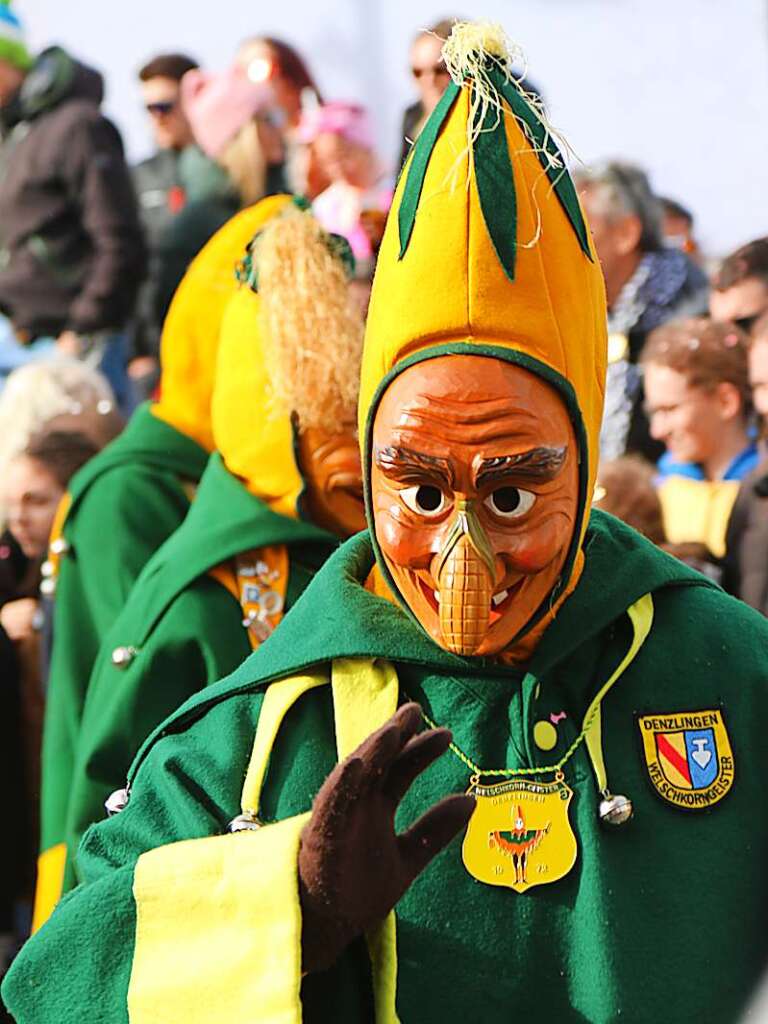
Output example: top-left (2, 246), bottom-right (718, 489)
top-left (39, 403), bottom-right (208, 880)
top-left (61, 453), bottom-right (337, 892)
top-left (6, 512), bottom-right (768, 1023)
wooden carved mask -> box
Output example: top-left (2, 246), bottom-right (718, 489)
top-left (371, 354), bottom-right (579, 656)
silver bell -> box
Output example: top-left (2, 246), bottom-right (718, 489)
top-left (50, 537), bottom-right (70, 556)
top-left (228, 810), bottom-right (263, 833)
top-left (105, 787), bottom-right (130, 816)
top-left (599, 791), bottom-right (633, 826)
top-left (111, 645), bottom-right (138, 669)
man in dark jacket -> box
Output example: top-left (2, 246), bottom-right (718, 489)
top-left (0, 21), bottom-right (145, 407)
top-left (129, 52), bottom-right (198, 398)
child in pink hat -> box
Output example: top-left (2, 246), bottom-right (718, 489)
top-left (181, 66), bottom-right (276, 158)
top-left (297, 101), bottom-right (391, 263)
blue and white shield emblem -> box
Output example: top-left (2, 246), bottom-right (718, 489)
top-left (684, 728), bottom-right (718, 789)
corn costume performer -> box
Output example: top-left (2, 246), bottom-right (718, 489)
top-left (60, 199), bottom-right (366, 896)
top-left (8, 23), bottom-right (768, 1023)
top-left (34, 197), bottom-right (290, 930)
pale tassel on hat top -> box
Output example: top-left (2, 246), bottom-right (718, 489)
top-left (440, 20), bottom-right (581, 250)
top-left (398, 19), bottom-right (593, 280)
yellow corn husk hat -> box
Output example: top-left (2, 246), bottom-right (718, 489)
top-left (360, 20), bottom-right (608, 645)
top-left (152, 195), bottom-right (293, 451)
top-left (212, 200), bottom-right (364, 518)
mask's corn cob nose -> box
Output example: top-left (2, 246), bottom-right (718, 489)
top-left (438, 534), bottom-right (493, 654)
top-left (436, 500), bottom-right (496, 655)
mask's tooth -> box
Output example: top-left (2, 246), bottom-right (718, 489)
top-left (492, 589), bottom-right (509, 607)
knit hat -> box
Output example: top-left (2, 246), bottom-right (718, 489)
top-left (0, 2), bottom-right (32, 71)
top-left (181, 65), bottom-right (275, 158)
top-left (297, 101), bottom-right (374, 150)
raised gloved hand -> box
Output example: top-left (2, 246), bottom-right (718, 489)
top-left (298, 702), bottom-right (475, 973)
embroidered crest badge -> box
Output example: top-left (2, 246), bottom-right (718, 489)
top-left (637, 708), bottom-right (734, 810)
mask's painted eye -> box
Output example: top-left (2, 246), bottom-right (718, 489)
top-left (400, 484), bottom-right (447, 517)
top-left (484, 486), bottom-right (535, 519)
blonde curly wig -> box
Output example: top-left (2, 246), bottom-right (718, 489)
top-left (253, 208), bottom-right (364, 433)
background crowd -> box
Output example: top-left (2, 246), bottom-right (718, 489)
top-left (2, 0), bottom-right (768, 1004)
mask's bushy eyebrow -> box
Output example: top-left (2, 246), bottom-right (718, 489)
top-left (374, 446), bottom-right (455, 488)
top-left (476, 445), bottom-right (568, 486)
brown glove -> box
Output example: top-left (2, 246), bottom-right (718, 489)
top-left (298, 702), bottom-right (475, 973)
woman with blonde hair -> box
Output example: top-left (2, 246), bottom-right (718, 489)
top-left (235, 36), bottom-right (323, 196)
top-left (0, 359), bottom-right (121, 670)
top-left (0, 359), bottom-right (121, 522)
top-left (152, 65), bottom-right (287, 320)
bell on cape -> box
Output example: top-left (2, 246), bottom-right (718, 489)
top-left (228, 810), bottom-right (263, 833)
top-left (105, 787), bottom-right (130, 816)
top-left (599, 791), bottom-right (633, 826)
top-left (111, 645), bottom-right (138, 669)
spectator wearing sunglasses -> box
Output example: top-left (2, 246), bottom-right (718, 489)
top-left (139, 54), bottom-right (198, 158)
top-left (710, 237), bottom-right (768, 333)
top-left (397, 18), bottom-right (455, 171)
top-left (575, 161), bottom-right (709, 462)
top-left (130, 53), bottom-right (199, 401)
top-left (396, 18), bottom-right (542, 172)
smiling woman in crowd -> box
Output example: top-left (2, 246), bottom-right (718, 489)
top-left (640, 317), bottom-right (757, 558)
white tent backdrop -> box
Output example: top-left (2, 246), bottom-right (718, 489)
top-left (19, 0), bottom-right (768, 257)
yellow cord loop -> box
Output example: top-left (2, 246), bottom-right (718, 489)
top-left (421, 593), bottom-right (655, 784)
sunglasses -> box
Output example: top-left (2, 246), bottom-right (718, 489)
top-left (411, 63), bottom-right (448, 80)
top-left (145, 100), bottom-right (176, 116)
top-left (733, 313), bottom-right (765, 335)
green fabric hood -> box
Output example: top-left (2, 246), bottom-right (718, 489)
top-left (126, 453), bottom-right (338, 647)
top-left (66, 403), bottom-right (209, 518)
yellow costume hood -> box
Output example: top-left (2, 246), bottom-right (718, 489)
top-left (212, 202), bottom-right (363, 518)
top-left (152, 195), bottom-right (293, 451)
top-left (360, 22), bottom-right (608, 645)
